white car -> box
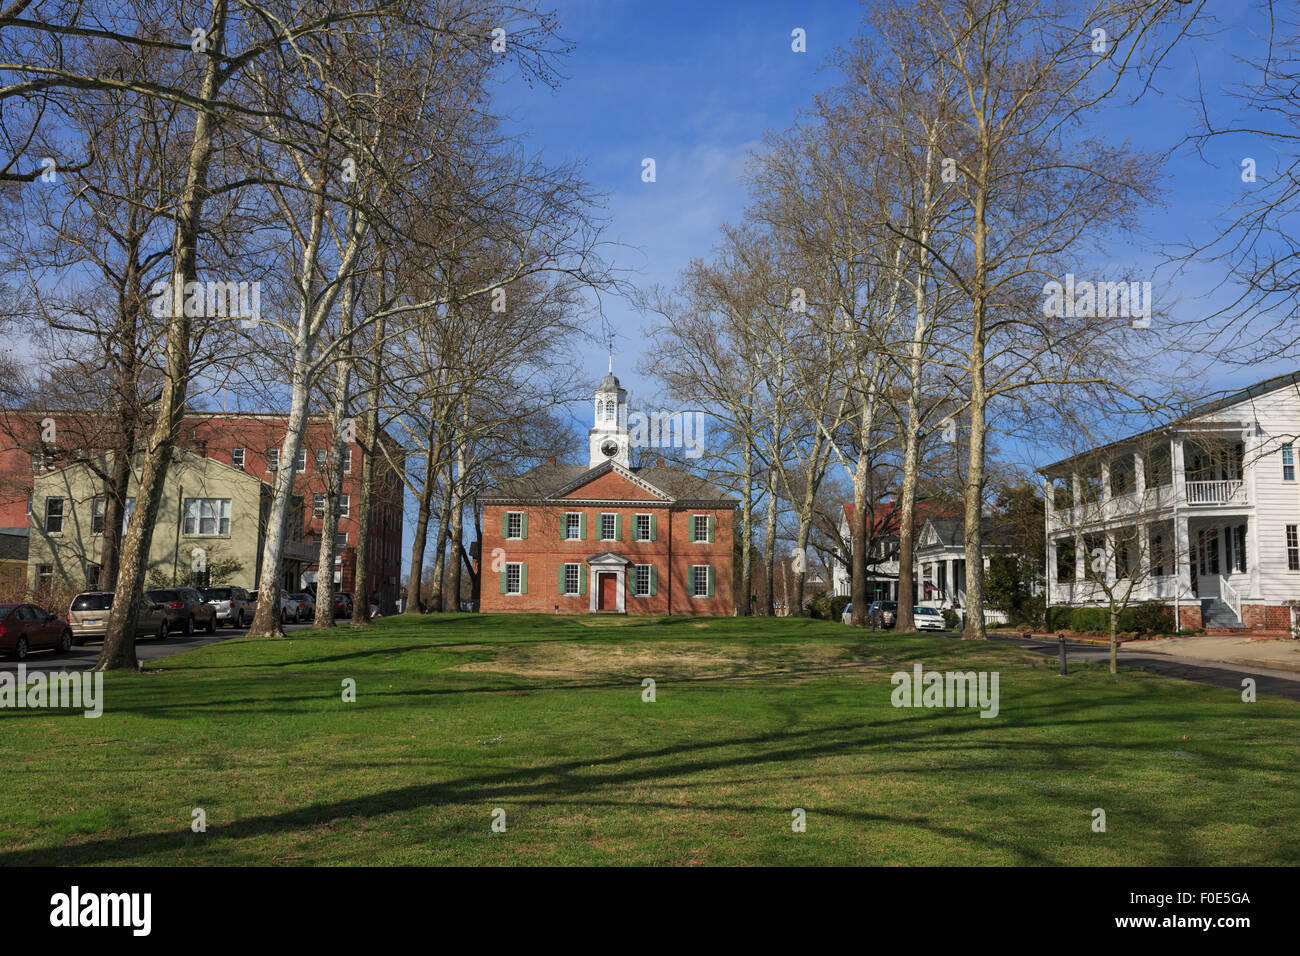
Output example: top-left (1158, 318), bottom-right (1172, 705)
top-left (279, 590), bottom-right (301, 624)
top-left (914, 606), bottom-right (946, 631)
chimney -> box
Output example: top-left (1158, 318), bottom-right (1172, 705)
top-left (547, 455), bottom-right (556, 466)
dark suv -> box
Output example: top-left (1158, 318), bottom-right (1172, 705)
top-left (868, 600), bottom-right (898, 629)
top-left (145, 587), bottom-right (217, 635)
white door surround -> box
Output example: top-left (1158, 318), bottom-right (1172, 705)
top-left (586, 551), bottom-right (629, 613)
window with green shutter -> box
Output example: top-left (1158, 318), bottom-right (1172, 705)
top-left (707, 565), bottom-right (715, 596)
top-left (649, 514), bottom-right (657, 541)
top-left (707, 515), bottom-right (715, 542)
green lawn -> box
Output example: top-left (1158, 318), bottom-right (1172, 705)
top-left (1, 613), bottom-right (1295, 865)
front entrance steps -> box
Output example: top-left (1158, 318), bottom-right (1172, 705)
top-left (1201, 598), bottom-right (1243, 629)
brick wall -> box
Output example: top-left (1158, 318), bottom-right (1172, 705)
top-left (479, 503), bottom-right (734, 615)
top-left (1175, 603), bottom-right (1202, 631)
top-left (1241, 603), bottom-right (1293, 632)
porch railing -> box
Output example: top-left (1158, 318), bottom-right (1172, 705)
top-left (1219, 575), bottom-right (1242, 623)
top-left (1185, 479), bottom-right (1246, 505)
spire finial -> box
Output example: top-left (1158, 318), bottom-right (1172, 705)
top-left (608, 336), bottom-right (613, 374)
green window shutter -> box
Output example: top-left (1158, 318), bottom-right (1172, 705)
top-left (520, 513), bottom-right (528, 539)
top-left (500, 512), bottom-right (508, 537)
top-left (579, 566), bottom-right (587, 595)
top-left (615, 514), bottom-right (622, 541)
top-left (499, 569), bottom-right (507, 594)
top-left (559, 565), bottom-right (565, 595)
top-left (707, 565), bottom-right (715, 596)
top-left (649, 565), bottom-right (657, 596)
top-left (579, 513), bottom-right (587, 540)
top-left (649, 514), bottom-right (657, 541)
top-left (707, 516), bottom-right (715, 542)
top-left (520, 564), bottom-right (528, 594)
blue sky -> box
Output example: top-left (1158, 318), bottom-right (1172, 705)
top-left (436, 0), bottom-right (1294, 572)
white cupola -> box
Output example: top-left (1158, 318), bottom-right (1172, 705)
top-left (588, 358), bottom-right (629, 468)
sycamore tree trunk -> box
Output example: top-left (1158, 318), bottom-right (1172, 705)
top-left (313, 307), bottom-right (353, 628)
top-left (405, 427), bottom-right (440, 614)
top-left (95, 0), bottom-right (227, 670)
top-left (963, 314), bottom-right (988, 641)
top-left (447, 420), bottom-right (466, 611)
top-left (1109, 605), bottom-right (1119, 675)
top-left (351, 312), bottom-right (385, 627)
top-left (429, 472), bottom-right (454, 612)
top-left (739, 439), bottom-right (754, 615)
top-left (762, 472), bottom-right (777, 616)
top-left (849, 376), bottom-right (880, 628)
top-left (249, 338), bottom-right (315, 637)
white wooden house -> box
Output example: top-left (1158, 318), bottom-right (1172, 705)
top-left (1040, 371), bottom-right (1300, 636)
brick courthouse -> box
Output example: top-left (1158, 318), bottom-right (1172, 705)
top-left (479, 370), bottom-right (737, 615)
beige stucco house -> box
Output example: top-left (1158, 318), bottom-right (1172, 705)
top-left (27, 448), bottom-right (312, 594)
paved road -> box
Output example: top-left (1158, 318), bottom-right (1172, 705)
top-left (0, 620), bottom-right (316, 674)
top-left (971, 631), bottom-right (1300, 702)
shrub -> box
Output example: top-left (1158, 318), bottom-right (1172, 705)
top-left (1045, 605), bottom-right (1073, 631)
top-left (829, 594), bottom-right (851, 621)
top-left (942, 608), bottom-right (960, 630)
top-left (1117, 601), bottom-right (1175, 635)
top-left (1068, 607), bottom-right (1111, 633)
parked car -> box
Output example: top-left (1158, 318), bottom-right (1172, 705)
top-left (291, 592), bottom-right (316, 622)
top-left (0, 603), bottom-right (75, 659)
top-left (868, 600), bottom-right (898, 629)
top-left (145, 587), bottom-right (217, 635)
top-left (279, 590), bottom-right (301, 624)
top-left (913, 606), bottom-right (946, 631)
top-left (68, 591), bottom-right (168, 645)
top-left (332, 593), bottom-right (353, 618)
top-left (200, 586), bottom-right (256, 628)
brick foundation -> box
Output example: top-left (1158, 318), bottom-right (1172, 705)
top-left (1241, 604), bottom-right (1293, 632)
top-left (1175, 604), bottom-right (1201, 631)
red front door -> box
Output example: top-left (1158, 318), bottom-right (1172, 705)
top-left (598, 573), bottom-right (617, 610)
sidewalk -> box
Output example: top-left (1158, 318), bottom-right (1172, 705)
top-left (1116, 635), bottom-right (1300, 673)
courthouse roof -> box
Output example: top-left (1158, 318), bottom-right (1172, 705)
top-left (482, 460), bottom-right (737, 506)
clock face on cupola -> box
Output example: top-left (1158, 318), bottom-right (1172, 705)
top-left (588, 360), bottom-right (631, 468)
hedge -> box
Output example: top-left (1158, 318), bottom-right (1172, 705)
top-left (1044, 602), bottom-right (1175, 635)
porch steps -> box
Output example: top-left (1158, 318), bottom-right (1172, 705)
top-left (1201, 598), bottom-right (1244, 629)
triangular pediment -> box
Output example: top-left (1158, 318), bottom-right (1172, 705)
top-left (552, 460), bottom-right (672, 502)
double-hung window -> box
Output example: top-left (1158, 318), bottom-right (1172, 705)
top-left (506, 511), bottom-right (524, 540)
top-left (691, 564), bottom-right (713, 598)
top-left (1285, 444), bottom-right (1296, 482)
top-left (44, 497), bottom-right (64, 534)
top-left (692, 514), bottom-right (713, 542)
top-left (565, 512), bottom-right (582, 539)
top-left (184, 498), bottom-right (231, 536)
top-left (90, 496), bottom-right (106, 534)
top-left (635, 514), bottom-right (653, 541)
top-left (232, 447), bottom-right (245, 469)
top-left (601, 513), bottom-right (617, 541)
top-left (633, 564), bottom-right (656, 597)
top-left (1288, 525), bottom-right (1300, 571)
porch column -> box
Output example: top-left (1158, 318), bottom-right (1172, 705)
top-left (945, 558), bottom-right (955, 604)
top-left (1137, 522), bottom-right (1150, 596)
top-left (1175, 515), bottom-right (1193, 605)
top-left (1134, 451), bottom-right (1146, 498)
top-left (1046, 536), bottom-right (1058, 606)
top-left (1074, 533), bottom-right (1085, 581)
top-left (1172, 435), bottom-right (1186, 492)
top-left (1247, 516), bottom-right (1261, 598)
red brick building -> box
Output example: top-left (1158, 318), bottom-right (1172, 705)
top-left (0, 410), bottom-right (405, 607)
top-left (479, 371), bottom-right (737, 615)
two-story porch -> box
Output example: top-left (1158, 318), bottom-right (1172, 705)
top-left (1043, 423), bottom-right (1261, 631)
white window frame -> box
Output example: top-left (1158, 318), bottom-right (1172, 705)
top-left (267, 448), bottom-right (279, 471)
top-left (563, 563), bottom-right (580, 595)
top-left (232, 447), bottom-right (245, 469)
top-left (91, 496), bottom-right (106, 535)
top-left (506, 511), bottom-right (523, 540)
top-left (601, 512), bottom-right (616, 541)
top-left (343, 448), bottom-right (353, 473)
top-left (1284, 443), bottom-right (1296, 482)
top-left (635, 513), bottom-right (651, 541)
top-left (295, 448), bottom-right (307, 471)
top-left (44, 496), bottom-right (64, 535)
top-left (1288, 525), bottom-right (1299, 572)
top-left (339, 494), bottom-right (350, 518)
top-left (692, 514), bottom-right (709, 542)
top-left (565, 512), bottom-right (582, 539)
top-left (334, 532), bottom-right (348, 549)
top-left (313, 493), bottom-right (326, 518)
top-left (634, 564), bottom-right (651, 597)
top-left (691, 564), bottom-right (710, 598)
top-left (316, 448), bottom-right (328, 470)
top-left (506, 562), bottom-right (523, 595)
top-left (183, 498), bottom-right (232, 536)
